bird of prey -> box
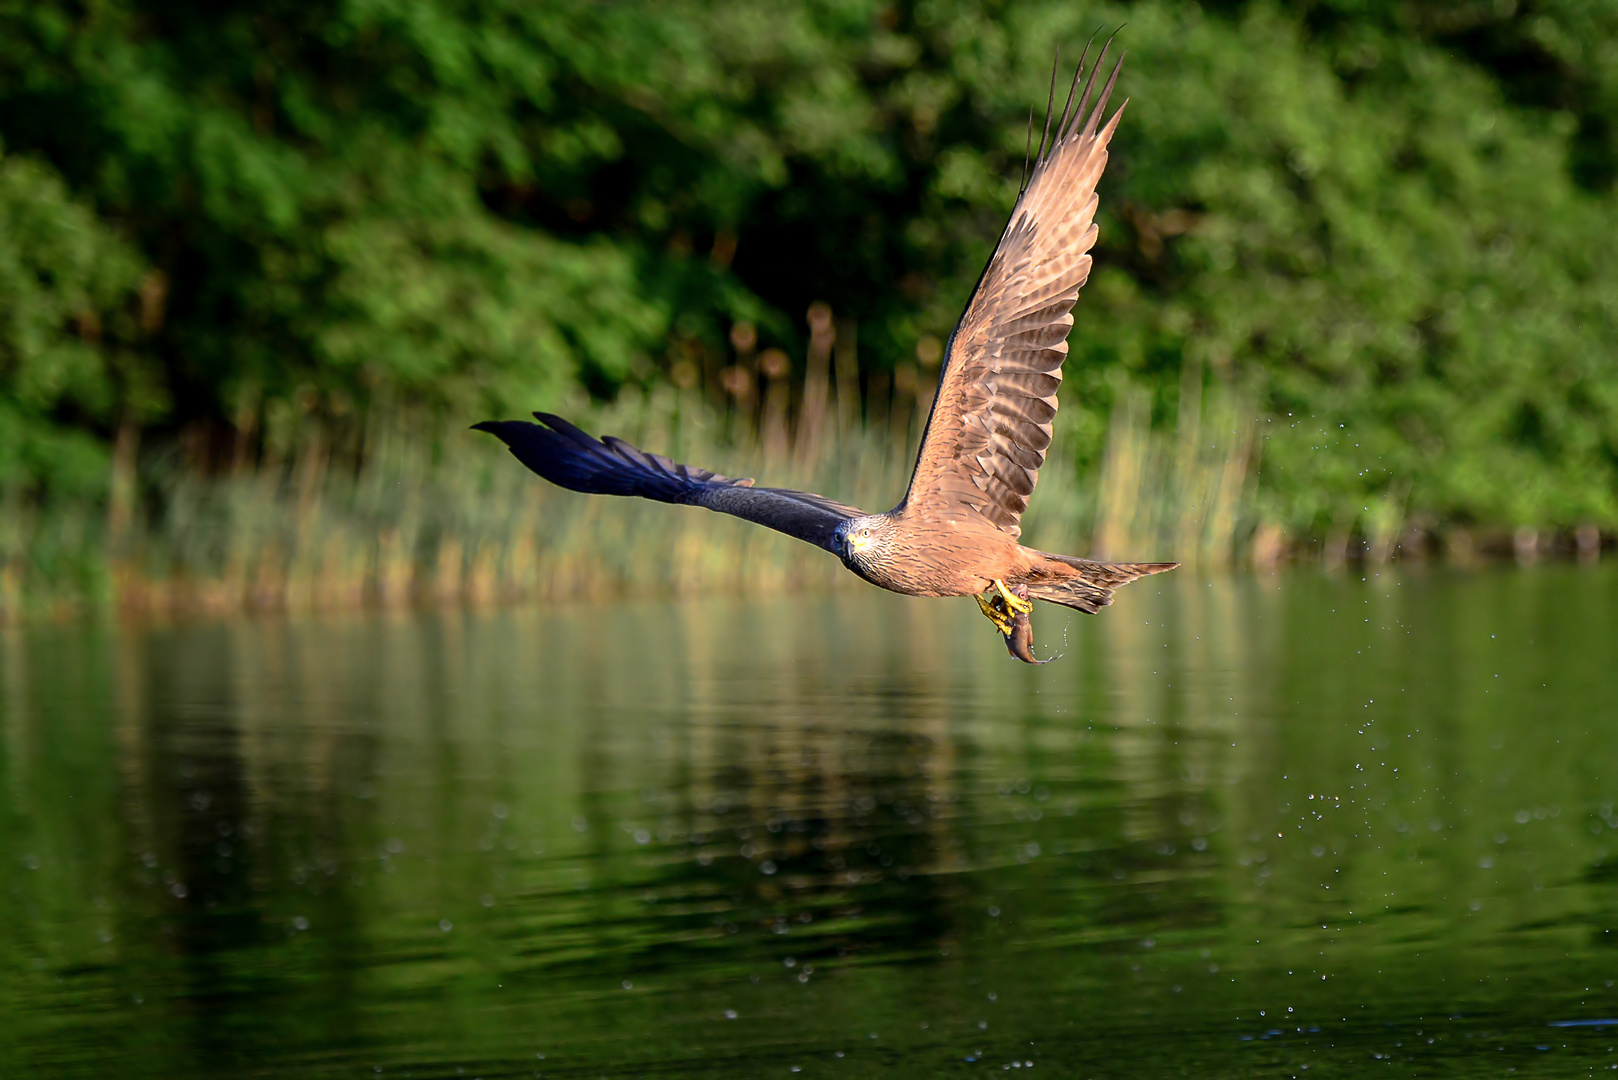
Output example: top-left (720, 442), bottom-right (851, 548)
top-left (475, 41), bottom-right (1177, 662)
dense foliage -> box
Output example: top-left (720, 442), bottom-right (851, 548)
top-left (2, 0), bottom-right (1616, 565)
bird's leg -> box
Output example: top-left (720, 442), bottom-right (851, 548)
top-left (978, 583), bottom-right (1047, 663)
top-left (975, 591), bottom-right (1015, 636)
top-left (993, 578), bottom-right (1032, 616)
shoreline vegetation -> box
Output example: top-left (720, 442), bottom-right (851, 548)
top-left (3, 2), bottom-right (1617, 621)
top-left (3, 303), bottom-right (1606, 624)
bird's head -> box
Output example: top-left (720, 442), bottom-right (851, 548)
top-left (832, 515), bottom-right (888, 571)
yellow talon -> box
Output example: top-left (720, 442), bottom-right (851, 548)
top-left (975, 592), bottom-right (1015, 637)
top-left (993, 579), bottom-right (1032, 615)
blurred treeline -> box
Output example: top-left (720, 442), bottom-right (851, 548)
top-left (1, 0), bottom-right (1616, 614)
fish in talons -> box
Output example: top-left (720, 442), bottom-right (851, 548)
top-left (994, 583), bottom-right (1050, 665)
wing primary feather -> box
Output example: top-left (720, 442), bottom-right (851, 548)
top-left (1021, 105), bottom-right (1035, 193)
top-left (1066, 38), bottom-right (1107, 142)
top-left (1035, 44), bottom-right (1060, 167)
top-left (1056, 30), bottom-right (1099, 139)
top-left (1080, 50), bottom-right (1127, 143)
top-left (1069, 30), bottom-right (1125, 141)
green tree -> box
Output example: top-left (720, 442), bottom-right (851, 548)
top-left (0, 0), bottom-right (1615, 603)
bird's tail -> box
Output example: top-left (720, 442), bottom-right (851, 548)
top-left (1019, 552), bottom-right (1179, 613)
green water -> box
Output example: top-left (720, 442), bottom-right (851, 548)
top-left (3, 568), bottom-right (1618, 1078)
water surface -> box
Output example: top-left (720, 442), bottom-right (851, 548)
top-left (4, 567), bottom-right (1618, 1077)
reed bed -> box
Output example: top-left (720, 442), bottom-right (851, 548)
top-left (6, 304), bottom-right (1597, 624)
top-left (0, 393), bottom-right (1259, 624)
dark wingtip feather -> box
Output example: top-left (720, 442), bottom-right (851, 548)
top-left (1074, 43), bottom-right (1126, 144)
top-left (1053, 30), bottom-right (1097, 143)
top-left (476, 413), bottom-right (762, 504)
top-left (472, 419), bottom-right (528, 443)
top-left (531, 411), bottom-right (598, 447)
top-left (1035, 43), bottom-right (1060, 166)
top-left (1021, 105), bottom-right (1036, 192)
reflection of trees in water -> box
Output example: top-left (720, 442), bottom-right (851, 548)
top-left (557, 588), bottom-right (1245, 973)
top-left (110, 622), bottom-right (378, 1075)
top-left (92, 595), bottom-right (1245, 995)
top-left (11, 575), bottom-right (1617, 1071)
top-left (561, 599), bottom-right (977, 973)
top-left (640, 720), bottom-right (968, 970)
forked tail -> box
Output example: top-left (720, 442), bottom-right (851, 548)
top-left (1019, 552), bottom-right (1179, 613)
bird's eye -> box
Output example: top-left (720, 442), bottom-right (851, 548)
top-left (861, 528), bottom-right (870, 538)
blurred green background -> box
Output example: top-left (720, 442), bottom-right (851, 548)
top-left (1, 0), bottom-right (1615, 616)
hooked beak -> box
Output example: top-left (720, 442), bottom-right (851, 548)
top-left (846, 533), bottom-right (872, 557)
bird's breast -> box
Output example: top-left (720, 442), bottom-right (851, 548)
top-left (854, 546), bottom-right (992, 598)
top-left (855, 514), bottom-right (1028, 598)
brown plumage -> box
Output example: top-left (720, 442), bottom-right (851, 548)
top-left (475, 40), bottom-right (1176, 663)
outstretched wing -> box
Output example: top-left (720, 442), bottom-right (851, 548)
top-left (474, 413), bottom-right (866, 553)
top-left (900, 43), bottom-right (1125, 539)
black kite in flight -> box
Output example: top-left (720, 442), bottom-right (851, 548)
top-left (476, 42), bottom-right (1177, 662)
